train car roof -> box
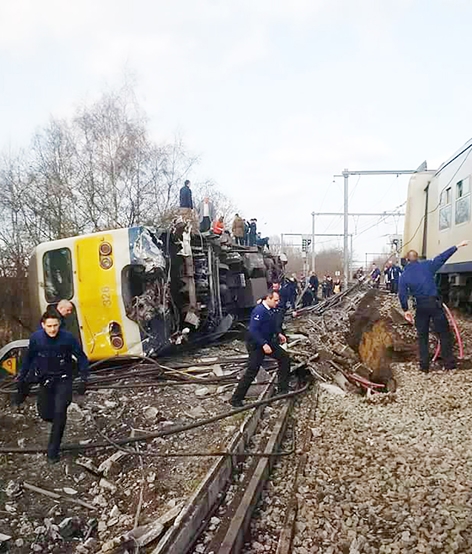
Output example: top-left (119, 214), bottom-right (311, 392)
top-left (30, 226), bottom-right (147, 255)
top-left (435, 138), bottom-right (472, 177)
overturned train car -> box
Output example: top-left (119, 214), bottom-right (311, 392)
top-left (403, 138), bottom-right (472, 308)
top-left (26, 224), bottom-right (284, 362)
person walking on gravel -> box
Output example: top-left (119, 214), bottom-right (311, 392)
top-left (398, 240), bottom-right (469, 372)
top-left (15, 312), bottom-right (89, 463)
top-left (230, 290), bottom-right (290, 407)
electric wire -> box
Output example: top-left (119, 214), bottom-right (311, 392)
top-left (0, 383), bottom-right (308, 454)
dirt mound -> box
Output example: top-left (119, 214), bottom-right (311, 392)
top-left (347, 290), bottom-right (418, 386)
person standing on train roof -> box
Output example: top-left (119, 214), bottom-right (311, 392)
top-left (212, 216), bottom-right (225, 235)
top-left (179, 180), bottom-right (193, 209)
top-left (230, 289), bottom-right (290, 407)
top-left (243, 219), bottom-right (250, 246)
top-left (232, 214), bottom-right (245, 245)
top-left (15, 312), bottom-right (89, 463)
top-left (248, 219), bottom-right (258, 246)
top-left (398, 240), bottom-right (469, 373)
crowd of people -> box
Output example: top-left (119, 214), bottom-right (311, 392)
top-left (356, 259), bottom-right (404, 292)
top-left (179, 181), bottom-right (266, 247)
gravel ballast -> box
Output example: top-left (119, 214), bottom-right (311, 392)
top-left (292, 363), bottom-right (472, 553)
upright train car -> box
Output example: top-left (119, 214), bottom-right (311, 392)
top-left (403, 139), bottom-right (472, 307)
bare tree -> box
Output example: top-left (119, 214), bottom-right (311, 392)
top-left (0, 82), bottom-right (224, 345)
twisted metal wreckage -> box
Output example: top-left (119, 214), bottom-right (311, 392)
top-left (0, 218), bottom-right (286, 374)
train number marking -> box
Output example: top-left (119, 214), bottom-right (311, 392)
top-left (101, 286), bottom-right (112, 307)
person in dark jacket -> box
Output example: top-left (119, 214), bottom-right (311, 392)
top-left (37, 300), bottom-right (73, 331)
top-left (326, 275), bottom-right (334, 297)
top-left (179, 180), bottom-right (193, 209)
top-left (284, 278), bottom-right (298, 309)
top-left (398, 241), bottom-right (469, 372)
top-left (15, 312), bottom-right (89, 463)
top-left (386, 261), bottom-right (402, 294)
top-left (243, 220), bottom-right (250, 246)
top-left (230, 290), bottom-right (290, 406)
top-left (370, 264), bottom-right (381, 288)
top-left (248, 219), bottom-right (257, 247)
top-left (309, 272), bottom-right (319, 304)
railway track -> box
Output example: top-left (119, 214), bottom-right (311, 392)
top-left (150, 283), bottom-right (367, 554)
top-left (0, 283), bottom-right (367, 553)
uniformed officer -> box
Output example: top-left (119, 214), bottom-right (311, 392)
top-left (386, 261), bottom-right (402, 294)
top-left (399, 240), bottom-right (469, 372)
top-left (15, 312), bottom-right (89, 463)
top-left (230, 290), bottom-right (290, 406)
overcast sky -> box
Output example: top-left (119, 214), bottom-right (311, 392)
top-left (1, 0), bottom-right (472, 266)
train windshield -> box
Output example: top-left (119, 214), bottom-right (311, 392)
top-left (43, 248), bottom-right (74, 303)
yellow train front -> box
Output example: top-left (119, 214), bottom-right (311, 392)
top-left (29, 227), bottom-right (149, 361)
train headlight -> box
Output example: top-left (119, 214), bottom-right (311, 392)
top-left (110, 336), bottom-right (124, 349)
top-left (109, 322), bottom-right (124, 350)
top-left (100, 256), bottom-right (113, 269)
top-left (99, 242), bottom-right (113, 256)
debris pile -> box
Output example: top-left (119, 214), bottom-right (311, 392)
top-left (287, 287), bottom-right (415, 395)
top-left (0, 342), bottom-right (267, 553)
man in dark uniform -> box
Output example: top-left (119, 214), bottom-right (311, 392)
top-left (386, 261), bottom-right (402, 294)
top-left (15, 312), bottom-right (89, 463)
top-left (179, 180), bottom-right (193, 209)
top-left (309, 272), bottom-right (319, 304)
top-left (248, 218), bottom-right (257, 247)
top-left (230, 290), bottom-right (290, 407)
top-left (370, 264), bottom-right (381, 288)
top-left (398, 240), bottom-right (468, 373)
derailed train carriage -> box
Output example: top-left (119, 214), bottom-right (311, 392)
top-left (403, 138), bottom-right (472, 308)
top-left (0, 222), bottom-right (284, 372)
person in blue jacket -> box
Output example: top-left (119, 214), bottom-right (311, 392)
top-left (398, 240), bottom-right (469, 373)
top-left (179, 180), bottom-right (193, 209)
top-left (15, 312), bottom-right (89, 463)
top-left (370, 263), bottom-right (381, 288)
top-left (230, 290), bottom-right (290, 406)
top-left (386, 261), bottom-right (402, 294)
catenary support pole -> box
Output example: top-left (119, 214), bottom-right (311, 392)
top-left (343, 169), bottom-right (349, 289)
top-left (311, 211), bottom-right (315, 273)
top-left (350, 234), bottom-right (353, 281)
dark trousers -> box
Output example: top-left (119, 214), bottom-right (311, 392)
top-left (415, 297), bottom-right (455, 370)
top-left (232, 340), bottom-right (291, 402)
top-left (37, 378), bottom-right (73, 458)
top-left (249, 234), bottom-right (256, 247)
top-left (235, 236), bottom-right (244, 245)
top-left (390, 280), bottom-right (399, 294)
